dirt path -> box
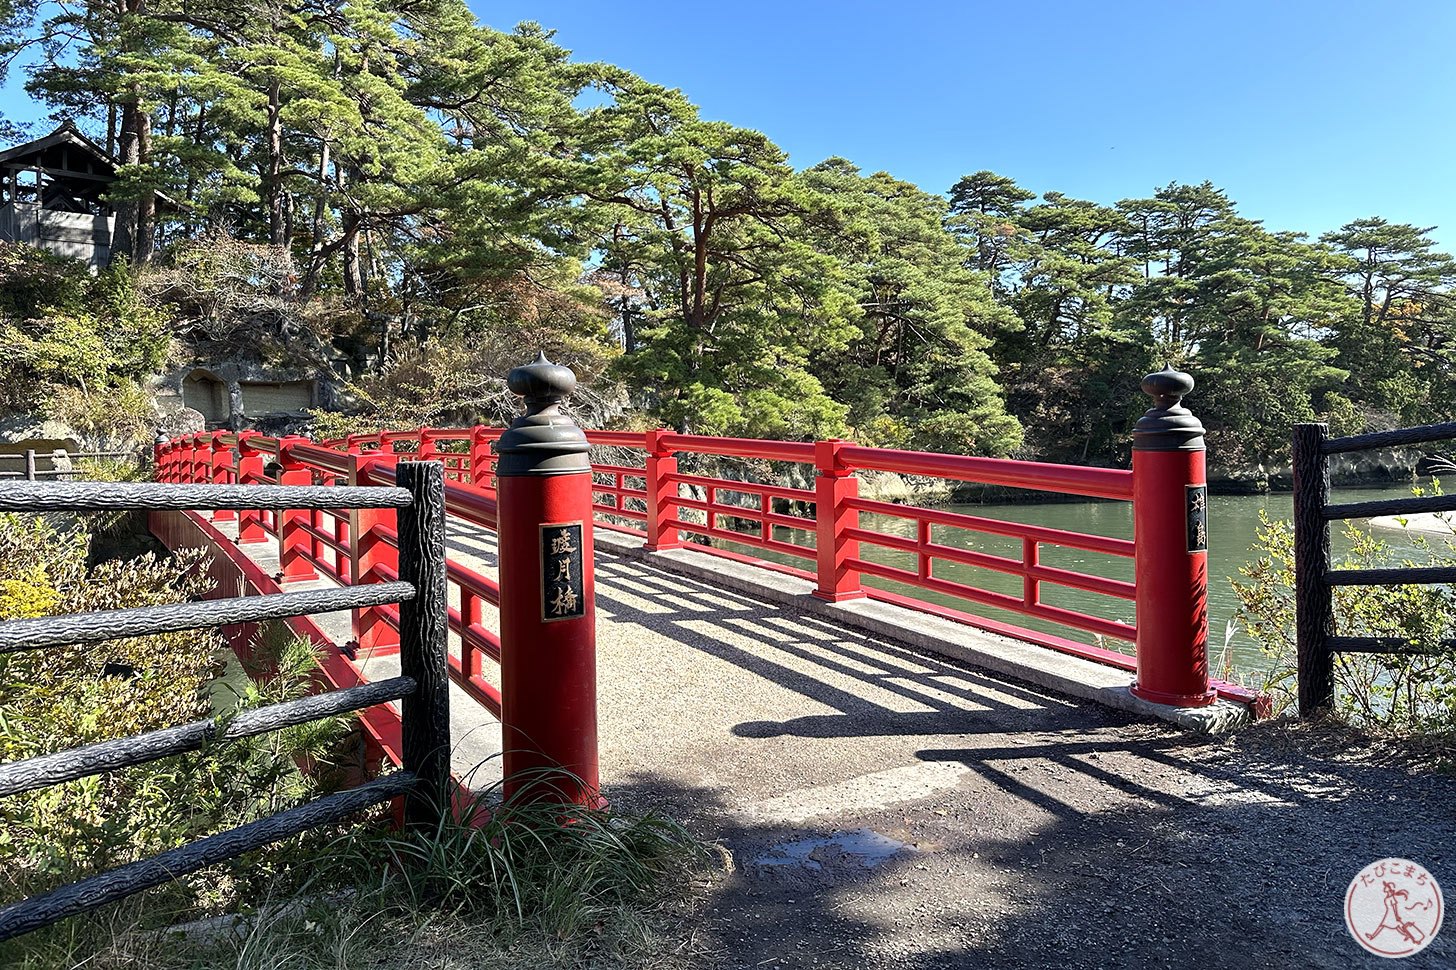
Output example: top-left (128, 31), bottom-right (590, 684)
top-left (566, 528), bottom-right (1456, 968)
top-left (635, 719), bottom-right (1454, 969)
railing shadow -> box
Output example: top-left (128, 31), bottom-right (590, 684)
top-left (600, 733), bottom-right (1456, 969)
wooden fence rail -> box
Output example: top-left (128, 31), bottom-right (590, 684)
top-left (0, 449), bottom-right (144, 480)
top-left (1291, 419), bottom-right (1456, 715)
top-left (0, 464), bottom-right (450, 943)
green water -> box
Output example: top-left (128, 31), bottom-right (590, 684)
top-left (716, 485), bottom-right (1434, 679)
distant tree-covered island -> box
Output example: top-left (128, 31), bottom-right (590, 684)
top-left (1, 0), bottom-right (1452, 480)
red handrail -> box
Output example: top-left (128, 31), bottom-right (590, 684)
top-left (658, 432), bottom-right (816, 463)
top-left (158, 421), bottom-right (1251, 707)
top-left (837, 445), bottom-right (1134, 501)
top-left (585, 430), bottom-right (648, 448)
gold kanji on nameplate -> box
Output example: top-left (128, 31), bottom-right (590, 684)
top-left (1185, 484), bottom-right (1208, 553)
top-left (540, 521), bottom-right (586, 621)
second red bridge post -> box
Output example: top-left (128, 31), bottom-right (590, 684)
top-left (495, 353), bottom-right (603, 805)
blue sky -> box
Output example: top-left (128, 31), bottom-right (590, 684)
top-left (5, 1), bottom-right (1453, 248)
top-left (478, 0), bottom-right (1456, 249)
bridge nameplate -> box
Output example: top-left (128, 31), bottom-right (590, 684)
top-left (1186, 484), bottom-right (1208, 554)
top-left (540, 521), bottom-right (585, 621)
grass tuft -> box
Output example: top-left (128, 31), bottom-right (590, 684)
top-left (4, 764), bottom-right (712, 969)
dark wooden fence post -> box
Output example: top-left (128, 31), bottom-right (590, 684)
top-left (1291, 422), bottom-right (1335, 716)
top-left (24, 449), bottom-right (35, 482)
top-left (394, 460), bottom-right (451, 826)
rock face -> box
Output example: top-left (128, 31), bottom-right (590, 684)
top-left (1209, 448), bottom-right (1423, 493)
top-left (1369, 512), bottom-right (1454, 535)
top-left (858, 471), bottom-right (953, 504)
top-left (155, 405), bottom-right (207, 439)
top-left (0, 413), bottom-right (82, 449)
top-left (152, 356), bottom-right (336, 437)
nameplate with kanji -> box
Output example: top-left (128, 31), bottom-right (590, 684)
top-left (540, 521), bottom-right (585, 622)
top-left (1186, 484), bottom-right (1208, 553)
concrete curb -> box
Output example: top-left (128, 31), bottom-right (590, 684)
top-left (594, 530), bottom-right (1253, 735)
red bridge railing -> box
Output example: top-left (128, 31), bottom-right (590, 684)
top-left (160, 432), bottom-right (508, 721)
top-left (157, 365), bottom-right (1249, 709)
top-left (159, 356), bottom-right (606, 804)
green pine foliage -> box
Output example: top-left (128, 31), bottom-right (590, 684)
top-left (0, 244), bottom-right (171, 445)
top-left (1, 2), bottom-right (1453, 462)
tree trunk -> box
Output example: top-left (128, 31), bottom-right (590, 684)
top-left (298, 141), bottom-right (332, 299)
top-left (311, 140), bottom-right (329, 250)
top-left (114, 91), bottom-right (153, 265)
top-left (340, 162), bottom-right (363, 296)
top-left (266, 78), bottom-right (285, 246)
top-left (342, 216), bottom-right (362, 296)
top-left (134, 91), bottom-right (154, 264)
top-left (114, 100), bottom-right (140, 263)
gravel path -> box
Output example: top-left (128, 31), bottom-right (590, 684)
top-left (224, 516), bottom-right (1456, 968)
top-left (667, 720), bottom-right (1455, 969)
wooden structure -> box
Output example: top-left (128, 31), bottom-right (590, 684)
top-left (0, 471), bottom-right (450, 942)
top-left (1291, 420), bottom-right (1456, 715)
top-left (0, 121), bottom-right (139, 269)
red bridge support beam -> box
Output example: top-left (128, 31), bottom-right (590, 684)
top-left (813, 438), bottom-right (864, 602)
top-left (496, 353), bottom-right (601, 807)
top-left (643, 429), bottom-right (681, 551)
top-left (1131, 367), bottom-right (1215, 707)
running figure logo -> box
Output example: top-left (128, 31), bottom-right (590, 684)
top-left (1345, 858), bottom-right (1444, 959)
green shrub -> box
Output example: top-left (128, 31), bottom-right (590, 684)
top-left (1232, 500), bottom-right (1456, 733)
top-left (0, 513), bottom-right (350, 965)
top-left (0, 513), bottom-right (707, 968)
top-left (0, 242), bottom-right (172, 447)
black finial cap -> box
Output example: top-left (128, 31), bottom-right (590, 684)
top-left (1141, 366), bottom-right (1194, 409)
top-left (1133, 365), bottom-right (1205, 452)
top-left (508, 352), bottom-right (578, 412)
top-left (495, 352), bottom-right (590, 476)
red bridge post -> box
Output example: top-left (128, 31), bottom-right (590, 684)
top-left (276, 437), bottom-right (317, 582)
top-left (210, 432), bottom-right (235, 521)
top-left (351, 449), bottom-right (402, 654)
top-left (813, 439), bottom-right (864, 601)
top-left (1130, 367), bottom-right (1215, 707)
top-left (153, 434), bottom-right (170, 482)
top-left (495, 353), bottom-right (601, 805)
top-left (235, 432), bottom-right (267, 542)
top-left (468, 426), bottom-right (492, 489)
top-left (643, 429), bottom-right (682, 551)
top-left (186, 433), bottom-right (203, 483)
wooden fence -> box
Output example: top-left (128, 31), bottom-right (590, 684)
top-left (0, 467), bottom-right (450, 942)
top-left (0, 449), bottom-right (144, 480)
top-left (1291, 420), bottom-right (1456, 715)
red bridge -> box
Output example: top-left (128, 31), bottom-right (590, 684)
top-left (151, 359), bottom-right (1258, 802)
